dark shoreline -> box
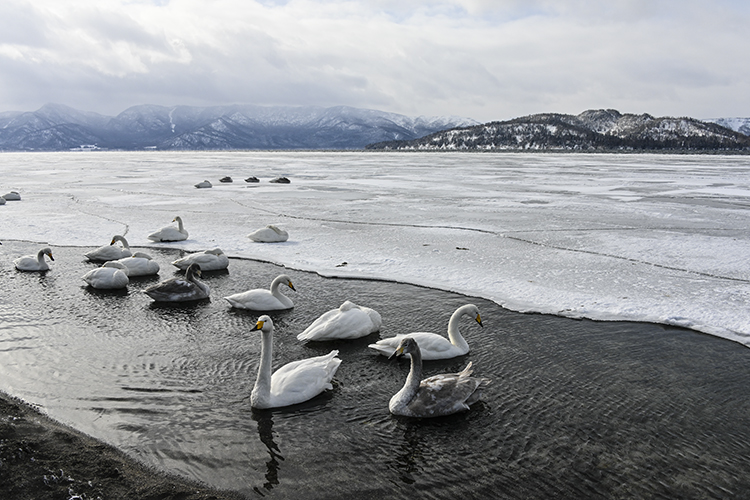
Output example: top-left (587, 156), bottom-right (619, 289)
top-left (0, 390), bottom-right (244, 500)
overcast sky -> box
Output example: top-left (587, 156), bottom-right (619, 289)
top-left (1, 0), bottom-right (749, 123)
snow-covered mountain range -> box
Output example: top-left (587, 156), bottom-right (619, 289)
top-left (367, 109), bottom-right (750, 152)
top-left (705, 117), bottom-right (750, 136)
top-left (0, 103), bottom-right (478, 151)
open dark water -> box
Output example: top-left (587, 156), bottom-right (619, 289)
top-left (1, 241), bottom-right (750, 499)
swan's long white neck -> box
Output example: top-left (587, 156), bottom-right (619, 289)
top-left (270, 277), bottom-right (287, 300)
top-left (113, 235), bottom-right (130, 249)
top-left (36, 249), bottom-right (47, 263)
top-left (252, 328), bottom-right (273, 407)
top-left (446, 306), bottom-right (472, 351)
top-left (391, 348), bottom-right (423, 409)
top-left (176, 217), bottom-right (184, 231)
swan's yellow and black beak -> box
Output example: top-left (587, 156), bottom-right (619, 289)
top-left (252, 320), bottom-right (265, 332)
top-left (389, 345), bottom-right (405, 360)
top-left (475, 313), bottom-right (483, 327)
top-left (47, 251), bottom-right (54, 261)
top-left (110, 238), bottom-right (117, 245)
top-left (288, 281), bottom-right (296, 291)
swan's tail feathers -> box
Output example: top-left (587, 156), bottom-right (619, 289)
top-left (325, 350), bottom-right (342, 379)
top-left (367, 342), bottom-right (395, 357)
top-left (458, 361), bottom-right (474, 377)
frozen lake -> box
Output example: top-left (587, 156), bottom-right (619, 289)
top-left (2, 151), bottom-right (750, 346)
top-left (2, 151), bottom-right (750, 498)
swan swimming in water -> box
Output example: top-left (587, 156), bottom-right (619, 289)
top-left (148, 216), bottom-right (189, 242)
top-left (115, 252), bottom-right (160, 277)
top-left (171, 248), bottom-right (228, 271)
top-left (14, 247), bottom-right (54, 272)
top-left (195, 180), bottom-right (212, 188)
top-left (368, 304), bottom-right (483, 360)
top-left (84, 235), bottom-right (132, 262)
top-left (2, 191), bottom-right (21, 201)
top-left (82, 261), bottom-right (129, 289)
top-left (247, 224), bottom-right (289, 243)
top-left (250, 315), bottom-right (341, 409)
top-left (143, 263), bottom-right (209, 302)
top-left (389, 337), bottom-right (490, 418)
top-left (297, 301), bottom-right (382, 341)
top-left (224, 274), bottom-right (295, 311)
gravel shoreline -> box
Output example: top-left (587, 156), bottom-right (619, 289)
top-left (0, 391), bottom-right (244, 500)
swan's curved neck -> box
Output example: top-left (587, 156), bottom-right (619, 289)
top-left (270, 278), bottom-right (286, 299)
top-left (187, 270), bottom-right (209, 294)
top-left (393, 349), bottom-right (423, 408)
top-left (447, 308), bottom-right (471, 350)
top-left (36, 249), bottom-right (46, 263)
top-left (113, 235), bottom-right (129, 248)
top-left (176, 218), bottom-right (184, 231)
top-left (252, 329), bottom-right (274, 406)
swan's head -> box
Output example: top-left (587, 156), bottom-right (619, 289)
top-left (110, 235), bottom-right (127, 246)
top-left (185, 263), bottom-right (202, 278)
top-left (41, 247), bottom-right (54, 261)
top-left (172, 216), bottom-right (182, 223)
top-left (205, 248), bottom-right (224, 256)
top-left (252, 315), bottom-right (274, 333)
top-left (131, 252), bottom-right (152, 259)
top-left (463, 304), bottom-right (483, 327)
top-left (390, 337), bottom-right (419, 359)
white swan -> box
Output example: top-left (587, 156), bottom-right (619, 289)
top-left (247, 224), bottom-right (289, 243)
top-left (389, 337), bottom-right (490, 418)
top-left (143, 263), bottom-right (210, 302)
top-left (224, 274), bottom-right (295, 311)
top-left (14, 247), bottom-right (54, 272)
top-left (171, 248), bottom-right (228, 271)
top-left (3, 191), bottom-right (21, 201)
top-left (84, 235), bottom-right (132, 262)
top-left (115, 252), bottom-right (160, 277)
top-left (250, 315), bottom-right (341, 409)
top-left (368, 304), bottom-right (482, 360)
top-left (148, 216), bottom-right (189, 242)
top-left (82, 261), bottom-right (129, 289)
top-left (195, 180), bottom-right (212, 188)
top-left (297, 301), bottom-right (382, 341)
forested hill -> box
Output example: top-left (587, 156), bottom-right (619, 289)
top-left (365, 109), bottom-right (750, 152)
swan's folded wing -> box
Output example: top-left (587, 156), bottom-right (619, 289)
top-left (270, 352), bottom-right (341, 404)
top-left (299, 307), bottom-right (378, 341)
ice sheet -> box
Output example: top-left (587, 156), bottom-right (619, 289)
top-left (2, 151), bottom-right (750, 347)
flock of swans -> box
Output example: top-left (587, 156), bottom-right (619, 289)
top-left (10, 215), bottom-right (491, 418)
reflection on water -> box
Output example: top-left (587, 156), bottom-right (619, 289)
top-left (1, 241), bottom-right (750, 499)
top-left (252, 409), bottom-right (283, 494)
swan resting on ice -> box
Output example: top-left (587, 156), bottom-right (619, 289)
top-left (148, 216), bottom-right (189, 242)
top-left (84, 235), bottom-right (132, 262)
top-left (143, 263), bottom-right (209, 302)
top-left (388, 337), bottom-right (490, 418)
top-left (247, 224), bottom-right (289, 243)
top-left (14, 247), bottom-right (54, 272)
top-left (368, 304), bottom-right (483, 360)
top-left (172, 248), bottom-right (228, 271)
top-left (82, 261), bottom-right (130, 289)
top-left (250, 315), bottom-right (341, 409)
top-left (297, 301), bottom-right (382, 341)
top-left (224, 274), bottom-right (295, 311)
